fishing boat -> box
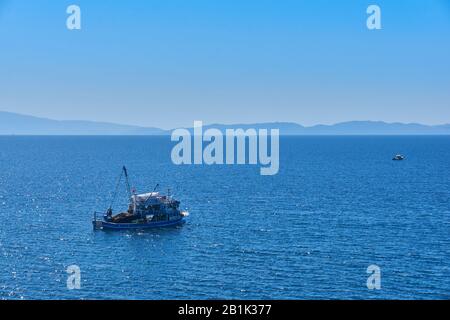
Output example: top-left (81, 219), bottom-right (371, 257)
top-left (93, 166), bottom-right (189, 230)
top-left (392, 154), bottom-right (405, 161)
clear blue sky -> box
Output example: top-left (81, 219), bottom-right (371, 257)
top-left (0, 0), bottom-right (449, 128)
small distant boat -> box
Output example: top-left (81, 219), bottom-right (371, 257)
top-left (392, 154), bottom-right (405, 161)
top-left (93, 166), bottom-right (189, 230)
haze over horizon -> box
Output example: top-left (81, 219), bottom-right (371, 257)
top-left (1, 0), bottom-right (449, 128)
top-left (1, 110), bottom-right (450, 136)
top-left (2, 110), bottom-right (450, 128)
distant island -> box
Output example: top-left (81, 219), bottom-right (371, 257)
top-left (1, 111), bottom-right (450, 135)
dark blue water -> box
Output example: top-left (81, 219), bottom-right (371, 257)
top-left (0, 136), bottom-right (449, 299)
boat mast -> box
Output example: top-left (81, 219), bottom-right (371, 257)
top-left (123, 166), bottom-right (132, 199)
top-left (108, 167), bottom-right (127, 213)
top-left (123, 166), bottom-right (139, 216)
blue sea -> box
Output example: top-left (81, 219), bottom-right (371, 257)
top-left (0, 136), bottom-right (449, 300)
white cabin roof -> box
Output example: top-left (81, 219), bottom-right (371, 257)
top-left (133, 192), bottom-right (160, 202)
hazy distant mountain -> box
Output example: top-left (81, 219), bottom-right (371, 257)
top-left (302, 121), bottom-right (450, 135)
top-left (1, 111), bottom-right (450, 135)
top-left (0, 111), bottom-right (166, 135)
top-left (195, 121), bottom-right (450, 135)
